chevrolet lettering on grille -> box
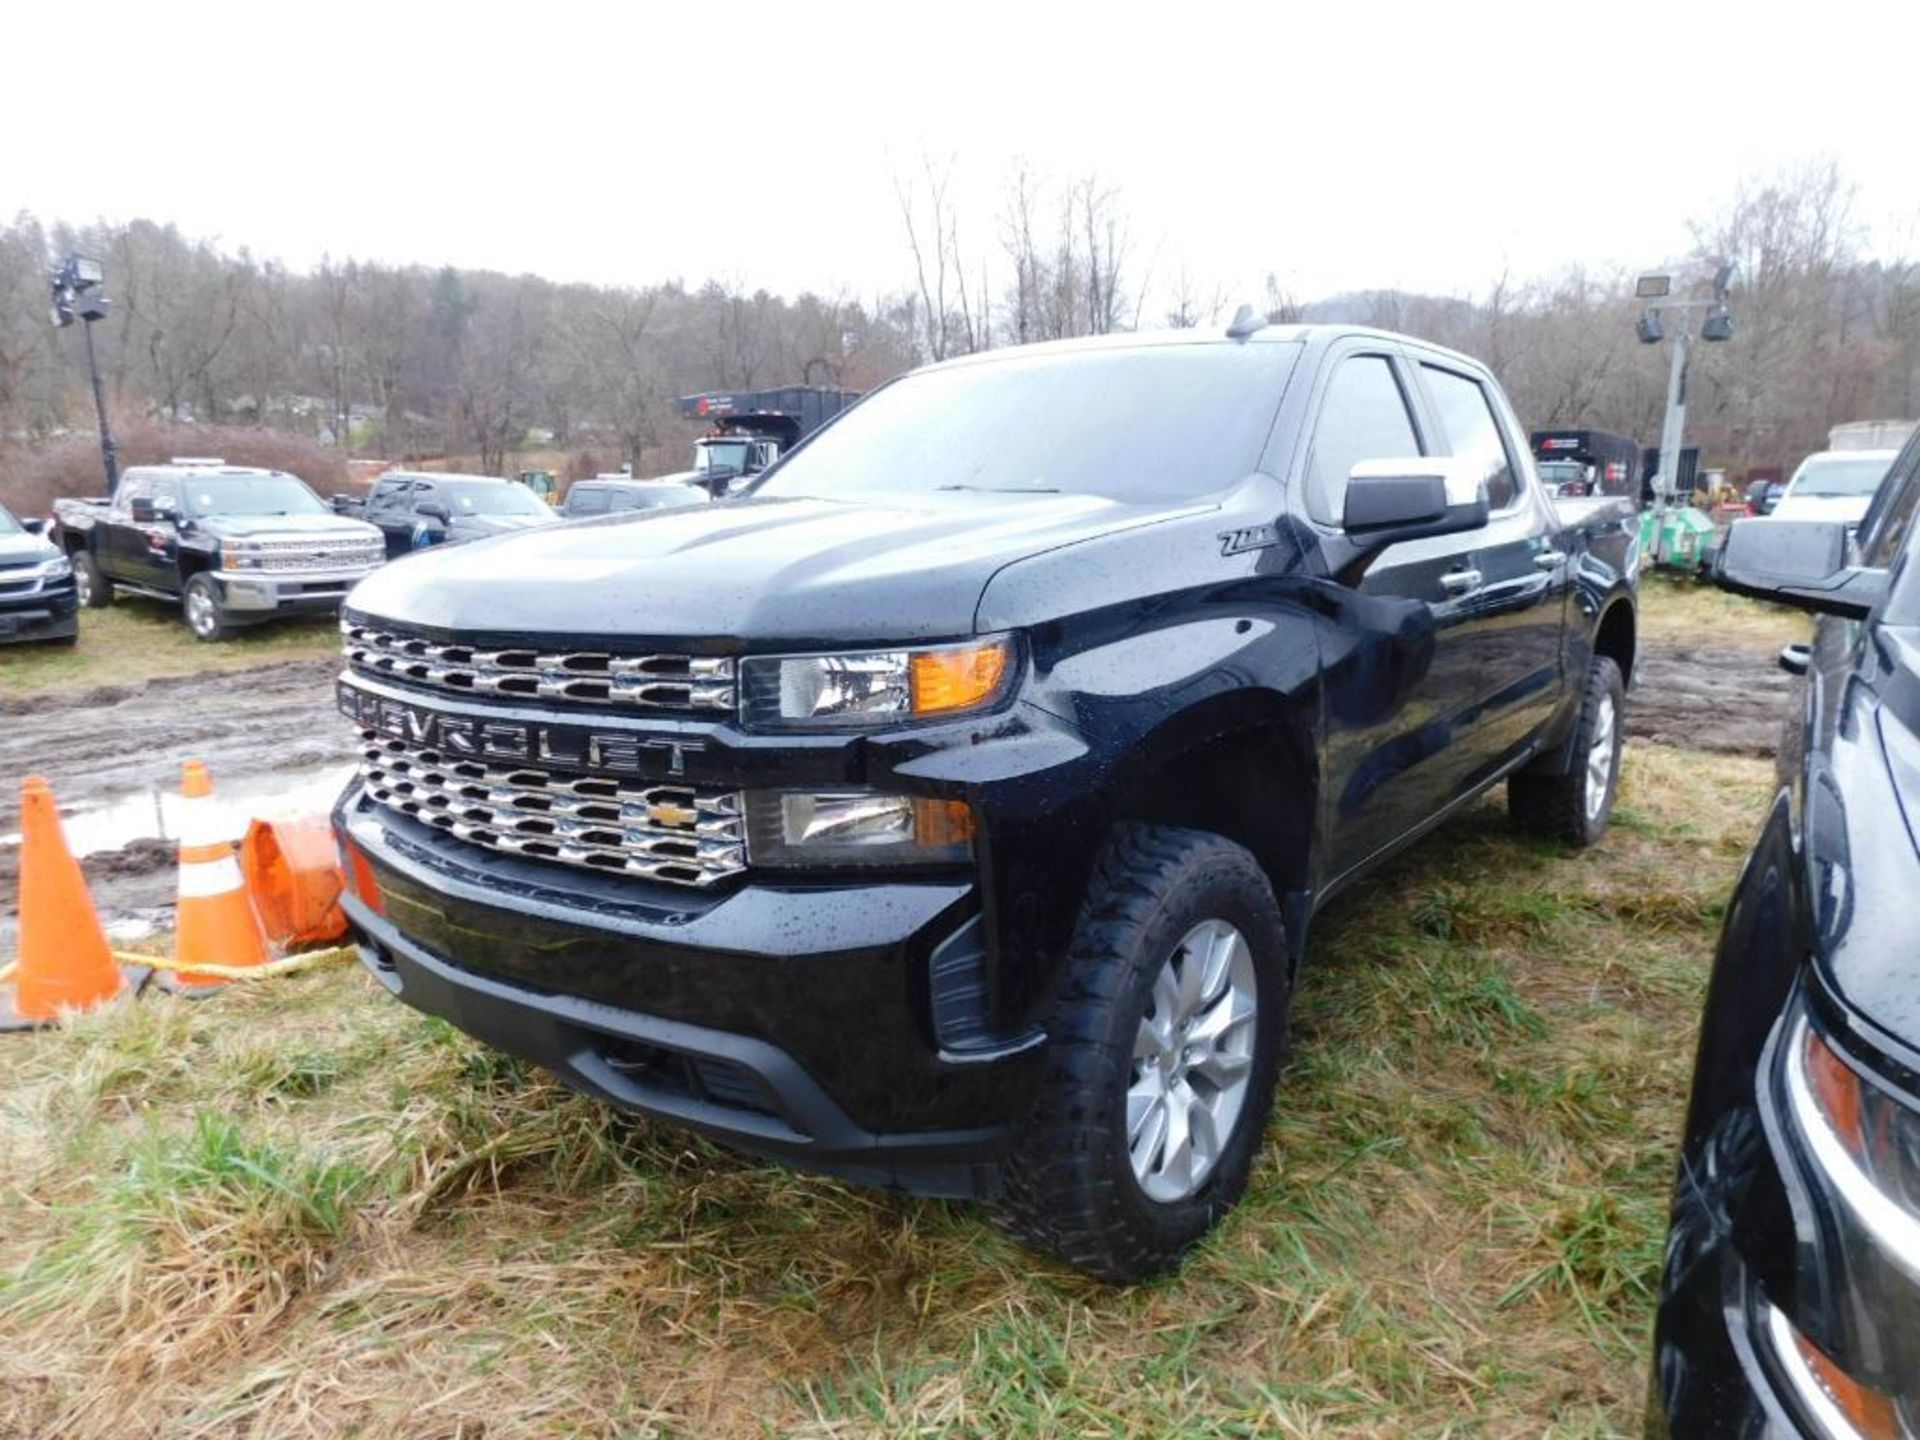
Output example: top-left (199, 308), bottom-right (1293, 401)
top-left (336, 682), bottom-right (708, 777)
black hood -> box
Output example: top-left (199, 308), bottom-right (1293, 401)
top-left (445, 512), bottom-right (555, 542)
top-left (197, 513), bottom-right (383, 542)
top-left (346, 490), bottom-right (1211, 644)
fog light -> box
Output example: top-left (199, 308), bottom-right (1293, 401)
top-left (745, 791), bottom-right (974, 868)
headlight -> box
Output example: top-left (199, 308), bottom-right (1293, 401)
top-left (739, 635), bottom-right (1016, 730)
top-left (36, 555), bottom-right (72, 581)
top-left (744, 790), bottom-right (974, 868)
top-left (220, 543), bottom-right (262, 570)
top-left (1785, 1016), bottom-right (1920, 1261)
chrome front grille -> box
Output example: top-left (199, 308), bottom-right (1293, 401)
top-left (237, 538), bottom-right (384, 572)
top-left (342, 622), bottom-right (736, 712)
top-left (357, 731), bottom-right (746, 887)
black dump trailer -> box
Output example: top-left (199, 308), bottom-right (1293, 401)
top-left (677, 386), bottom-right (862, 450)
top-left (1530, 429), bottom-right (1643, 500)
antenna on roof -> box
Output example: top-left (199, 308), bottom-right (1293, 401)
top-left (1225, 304), bottom-right (1268, 341)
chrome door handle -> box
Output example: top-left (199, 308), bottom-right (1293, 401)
top-left (1535, 549), bottom-right (1567, 569)
top-left (1440, 568), bottom-right (1483, 594)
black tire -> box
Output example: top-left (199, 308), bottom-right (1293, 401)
top-left (1508, 655), bottom-right (1625, 847)
top-left (73, 552), bottom-right (113, 609)
top-left (183, 573), bottom-right (232, 642)
top-left (996, 823), bottom-right (1290, 1283)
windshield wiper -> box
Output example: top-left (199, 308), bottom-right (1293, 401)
top-left (935, 484), bottom-right (1061, 494)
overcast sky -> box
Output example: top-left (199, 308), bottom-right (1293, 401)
top-left (7, 1), bottom-right (1917, 315)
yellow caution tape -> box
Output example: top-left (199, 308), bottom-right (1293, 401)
top-left (110, 946), bottom-right (357, 981)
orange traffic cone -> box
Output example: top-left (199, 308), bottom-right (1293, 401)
top-left (3, 775), bottom-right (126, 1031)
top-left (166, 759), bottom-right (268, 991)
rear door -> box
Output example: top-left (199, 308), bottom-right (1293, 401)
top-left (105, 475), bottom-right (152, 584)
top-left (1407, 356), bottom-right (1566, 771)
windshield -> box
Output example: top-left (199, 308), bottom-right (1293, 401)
top-left (695, 440), bottom-right (754, 475)
top-left (0, 504), bottom-right (21, 536)
top-left (436, 480), bottom-right (552, 517)
top-left (1791, 456), bottom-right (1893, 498)
top-left (755, 343), bottom-right (1298, 505)
top-left (183, 474), bottom-right (327, 518)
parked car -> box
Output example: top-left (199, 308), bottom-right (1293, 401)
top-left (0, 500), bottom-right (79, 645)
top-left (331, 322), bottom-right (1639, 1281)
top-left (51, 462), bottom-right (385, 641)
top-left (561, 478), bottom-right (710, 518)
top-left (1770, 448), bottom-right (1900, 527)
top-left (341, 472), bottom-right (558, 559)
top-left (1745, 477), bottom-right (1786, 516)
top-left (1650, 427), bottom-right (1920, 1435)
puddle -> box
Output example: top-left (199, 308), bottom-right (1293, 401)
top-left (3, 763), bottom-right (355, 858)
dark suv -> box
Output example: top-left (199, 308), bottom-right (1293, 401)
top-left (1649, 427), bottom-right (1920, 1434)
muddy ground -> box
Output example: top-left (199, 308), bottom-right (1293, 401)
top-left (0, 641), bottom-right (1795, 939)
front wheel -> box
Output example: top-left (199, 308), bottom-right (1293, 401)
top-left (1509, 655), bottom-right (1625, 847)
top-left (183, 573), bottom-right (232, 642)
top-left (996, 824), bottom-right (1290, 1283)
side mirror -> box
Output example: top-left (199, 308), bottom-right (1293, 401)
top-left (1713, 518), bottom-right (1888, 619)
top-left (416, 500), bottom-right (452, 523)
top-left (130, 497), bottom-right (159, 524)
top-left (20, 517), bottom-right (44, 536)
top-left (1342, 457), bottom-right (1489, 549)
top-left (330, 494), bottom-right (355, 514)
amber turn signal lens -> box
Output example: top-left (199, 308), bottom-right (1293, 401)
top-left (913, 798), bottom-right (976, 848)
top-left (909, 640), bottom-right (1011, 716)
top-left (1790, 1321), bottom-right (1900, 1439)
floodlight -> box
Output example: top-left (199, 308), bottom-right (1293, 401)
top-left (1636, 275), bottom-right (1672, 299)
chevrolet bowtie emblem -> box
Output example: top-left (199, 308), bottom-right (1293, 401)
top-left (646, 800), bottom-right (698, 828)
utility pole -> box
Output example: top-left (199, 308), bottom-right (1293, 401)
top-left (50, 254), bottom-right (120, 498)
top-left (1634, 264), bottom-right (1735, 566)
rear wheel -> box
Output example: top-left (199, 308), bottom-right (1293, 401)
top-left (183, 573), bottom-right (232, 642)
top-left (73, 552), bottom-right (113, 609)
top-left (997, 824), bottom-right (1290, 1283)
top-left (1509, 655), bottom-right (1625, 847)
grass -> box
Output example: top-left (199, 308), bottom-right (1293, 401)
top-left (1635, 571), bottom-right (1808, 653)
top-left (0, 741), bottom-right (1773, 1438)
top-left (0, 601), bottom-right (340, 696)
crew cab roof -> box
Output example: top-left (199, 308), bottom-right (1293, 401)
top-left (916, 322), bottom-right (1496, 381)
top-left (119, 462), bottom-right (294, 482)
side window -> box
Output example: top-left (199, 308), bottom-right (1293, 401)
top-left (569, 488), bottom-right (610, 515)
top-left (151, 480), bottom-right (181, 516)
top-left (369, 480), bottom-right (405, 514)
top-left (411, 484), bottom-right (438, 512)
top-left (1305, 355), bottom-right (1423, 524)
top-left (114, 477), bottom-right (149, 515)
top-left (1421, 365), bottom-right (1518, 510)
top-left (1860, 437), bottom-right (1920, 569)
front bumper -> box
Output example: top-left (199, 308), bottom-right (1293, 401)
top-left (214, 566), bottom-right (380, 615)
top-left (336, 784), bottom-right (1048, 1197)
top-left (0, 578), bottom-right (79, 643)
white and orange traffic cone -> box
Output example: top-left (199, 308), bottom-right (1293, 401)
top-left (2, 775), bottom-right (130, 1031)
top-left (165, 759), bottom-right (268, 991)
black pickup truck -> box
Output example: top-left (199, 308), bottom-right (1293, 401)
top-left (53, 462), bottom-right (385, 640)
top-left (332, 323), bottom-right (1640, 1280)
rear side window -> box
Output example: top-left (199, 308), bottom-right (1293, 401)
top-left (604, 490), bottom-right (644, 512)
top-left (1305, 355), bottom-right (1423, 524)
top-left (1422, 365), bottom-right (1518, 510)
top-left (568, 487), bottom-right (611, 516)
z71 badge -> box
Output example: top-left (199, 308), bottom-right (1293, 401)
top-left (1218, 524), bottom-right (1280, 557)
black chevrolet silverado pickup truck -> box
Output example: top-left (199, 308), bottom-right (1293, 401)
top-left (53, 462), bottom-right (386, 640)
top-left (333, 323), bottom-right (1640, 1280)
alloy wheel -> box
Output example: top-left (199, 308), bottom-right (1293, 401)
top-left (1585, 691), bottom-right (1617, 821)
top-left (1127, 918), bottom-right (1259, 1203)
